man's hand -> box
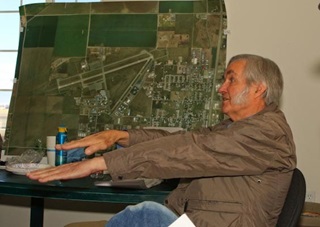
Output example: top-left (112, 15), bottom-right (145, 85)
top-left (56, 130), bottom-right (129, 156)
top-left (26, 156), bottom-right (107, 183)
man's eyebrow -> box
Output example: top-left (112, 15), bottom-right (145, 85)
top-left (225, 69), bottom-right (235, 75)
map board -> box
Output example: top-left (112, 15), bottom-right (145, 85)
top-left (4, 0), bottom-right (227, 154)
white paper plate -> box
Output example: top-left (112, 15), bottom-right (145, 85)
top-left (6, 163), bottom-right (52, 175)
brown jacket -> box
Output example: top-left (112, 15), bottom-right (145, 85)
top-left (104, 104), bottom-right (296, 226)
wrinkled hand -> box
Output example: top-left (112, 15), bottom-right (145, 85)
top-left (27, 156), bottom-right (106, 183)
top-left (56, 130), bottom-right (129, 156)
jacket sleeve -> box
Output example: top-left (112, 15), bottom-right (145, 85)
top-left (104, 111), bottom-right (296, 180)
top-left (127, 128), bottom-right (179, 146)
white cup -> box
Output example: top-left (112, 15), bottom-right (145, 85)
top-left (46, 136), bottom-right (56, 166)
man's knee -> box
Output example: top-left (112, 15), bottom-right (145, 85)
top-left (107, 201), bottom-right (178, 227)
top-left (127, 201), bottom-right (165, 212)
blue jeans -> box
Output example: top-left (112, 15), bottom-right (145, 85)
top-left (106, 201), bottom-right (178, 227)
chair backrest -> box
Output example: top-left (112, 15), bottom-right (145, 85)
top-left (276, 168), bottom-right (306, 227)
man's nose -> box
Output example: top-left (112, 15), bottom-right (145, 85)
top-left (218, 82), bottom-right (226, 94)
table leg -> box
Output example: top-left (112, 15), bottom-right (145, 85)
top-left (30, 197), bottom-right (44, 227)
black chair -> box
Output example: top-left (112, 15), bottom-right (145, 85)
top-left (276, 168), bottom-right (306, 227)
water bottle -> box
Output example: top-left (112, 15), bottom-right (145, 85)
top-left (55, 125), bottom-right (67, 166)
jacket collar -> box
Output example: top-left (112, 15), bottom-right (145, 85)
top-left (221, 103), bottom-right (278, 126)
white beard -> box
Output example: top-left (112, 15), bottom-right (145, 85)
top-left (232, 86), bottom-right (249, 105)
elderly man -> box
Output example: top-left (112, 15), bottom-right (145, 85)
top-left (28, 54), bottom-right (296, 227)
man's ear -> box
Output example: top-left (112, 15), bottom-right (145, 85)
top-left (254, 83), bottom-right (267, 98)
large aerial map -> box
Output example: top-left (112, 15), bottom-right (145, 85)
top-left (5, 0), bottom-right (227, 154)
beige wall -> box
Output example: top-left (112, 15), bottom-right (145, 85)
top-left (1, 0), bottom-right (320, 226)
top-left (0, 196), bottom-right (125, 227)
